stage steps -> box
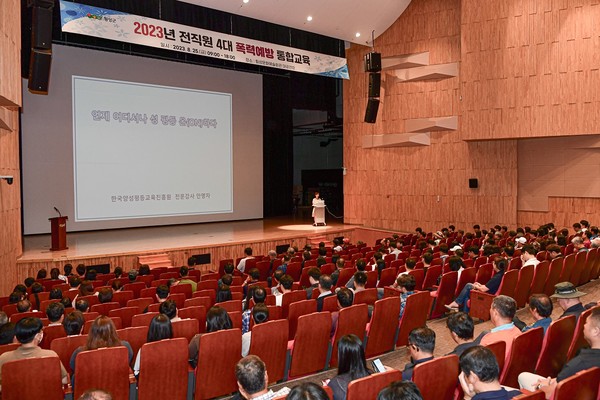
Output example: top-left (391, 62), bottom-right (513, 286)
top-left (137, 253), bottom-right (173, 269)
top-left (307, 235), bottom-right (331, 247)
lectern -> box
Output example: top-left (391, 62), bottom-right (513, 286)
top-left (312, 199), bottom-right (326, 226)
top-left (49, 216), bottom-right (68, 251)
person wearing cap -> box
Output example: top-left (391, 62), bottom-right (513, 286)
top-left (514, 236), bottom-right (527, 250)
top-left (551, 282), bottom-right (586, 321)
top-left (520, 245), bottom-right (540, 269)
top-left (518, 307), bottom-right (600, 397)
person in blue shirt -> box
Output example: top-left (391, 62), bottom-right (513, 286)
top-left (521, 294), bottom-right (552, 334)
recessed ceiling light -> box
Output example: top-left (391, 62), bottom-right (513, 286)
top-left (243, 0), bottom-right (249, 3)
top-left (307, 16), bottom-right (313, 22)
top-left (355, 32), bottom-right (361, 38)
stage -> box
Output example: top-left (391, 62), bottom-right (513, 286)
top-left (16, 217), bottom-right (393, 280)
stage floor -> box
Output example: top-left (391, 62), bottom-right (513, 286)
top-left (20, 217), bottom-right (357, 262)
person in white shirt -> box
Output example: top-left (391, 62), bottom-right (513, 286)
top-left (273, 274), bottom-right (293, 307)
top-left (520, 245), bottom-right (540, 268)
top-left (235, 355), bottom-right (289, 399)
top-left (237, 247), bottom-right (255, 273)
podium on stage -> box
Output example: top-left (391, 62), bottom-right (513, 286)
top-left (312, 199), bottom-right (326, 226)
top-left (49, 216), bottom-right (68, 251)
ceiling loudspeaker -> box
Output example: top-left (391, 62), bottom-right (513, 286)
top-left (31, 5), bottom-right (53, 50)
top-left (469, 178), bottom-right (478, 189)
top-left (364, 52), bottom-right (381, 72)
top-left (364, 98), bottom-right (380, 124)
top-left (28, 49), bottom-right (52, 94)
top-left (368, 73), bottom-right (381, 98)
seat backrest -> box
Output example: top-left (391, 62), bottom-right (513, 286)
top-left (281, 290), bottom-right (309, 318)
top-left (552, 366), bottom-right (600, 400)
top-left (90, 302), bottom-right (121, 316)
top-left (184, 296), bottom-right (212, 310)
top-left (396, 291), bottom-right (432, 347)
top-left (512, 391), bottom-right (546, 400)
top-left (170, 283), bottom-right (193, 299)
top-left (288, 312), bottom-right (331, 379)
top-left (335, 268), bottom-right (355, 288)
top-left (377, 268), bottom-right (398, 288)
top-left (322, 295), bottom-right (339, 312)
top-left (346, 369), bottom-right (402, 400)
top-left (299, 266), bottom-right (313, 288)
top-left (455, 267), bottom-right (476, 297)
top-left (109, 306), bottom-right (139, 328)
top-left (580, 247), bottom-right (598, 284)
top-left (255, 261), bottom-right (271, 281)
top-left (365, 270), bottom-right (378, 288)
top-left (248, 319), bottom-right (289, 383)
top-left (0, 343), bottom-right (20, 356)
top-left (11, 311), bottom-right (44, 324)
top-left (566, 306), bottom-right (597, 361)
top-left (83, 316), bottom-right (122, 334)
top-left (500, 327), bottom-right (544, 388)
top-left (475, 263), bottom-right (493, 284)
top-left (1, 356), bottom-right (65, 400)
top-left (408, 269), bottom-right (425, 291)
top-left (558, 253), bottom-right (576, 283)
top-left (51, 334), bottom-right (89, 375)
top-left (116, 326), bottom-right (148, 363)
top-left (430, 271), bottom-right (458, 319)
top-left (412, 354), bottom-right (459, 400)
top-left (195, 328), bottom-right (242, 400)
top-left (287, 299), bottom-right (317, 340)
top-left (172, 318), bottom-right (200, 342)
top-left (330, 304), bottom-right (369, 367)
top-left (513, 264), bottom-right (535, 308)
top-left (354, 288), bottom-right (378, 306)
top-left (74, 346), bottom-right (130, 399)
top-left (40, 324), bottom-right (67, 350)
top-left (497, 269), bottom-right (519, 298)
top-left (535, 315), bottom-right (576, 377)
top-left (138, 338), bottom-right (189, 400)
top-left (112, 290), bottom-right (134, 307)
top-left (365, 297), bottom-right (400, 358)
top-left (568, 251), bottom-right (586, 287)
top-left (422, 265), bottom-right (442, 290)
top-left (485, 340), bottom-right (507, 376)
top-left (178, 306), bottom-right (207, 333)
top-left (123, 281), bottom-right (146, 298)
top-left (544, 258), bottom-right (564, 297)
top-left (132, 312), bottom-right (159, 327)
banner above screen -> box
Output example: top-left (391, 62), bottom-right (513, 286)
top-left (59, 1), bottom-right (349, 79)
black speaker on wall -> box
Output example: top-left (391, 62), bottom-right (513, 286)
top-left (364, 52), bottom-right (382, 72)
top-left (469, 178), bottom-right (479, 189)
top-left (28, 49), bottom-right (52, 94)
top-left (31, 6), bottom-right (53, 50)
top-left (368, 73), bottom-right (381, 98)
top-left (364, 98), bottom-right (380, 123)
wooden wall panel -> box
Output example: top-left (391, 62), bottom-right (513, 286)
top-left (461, 0), bottom-right (600, 140)
top-left (0, 0), bottom-right (22, 297)
top-left (518, 197), bottom-right (600, 229)
top-left (344, 0), bottom-right (518, 233)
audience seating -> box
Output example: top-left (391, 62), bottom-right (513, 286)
top-left (408, 269), bottom-right (425, 291)
top-left (90, 301), bottom-right (121, 316)
top-left (329, 304), bottom-right (369, 367)
top-left (281, 290), bottom-right (310, 319)
top-left (474, 263), bottom-right (493, 284)
top-left (335, 267), bottom-right (355, 288)
top-left (569, 251), bottom-right (587, 287)
top-left (184, 296), bottom-right (212, 309)
top-left (229, 310), bottom-right (242, 329)
top-left (0, 343), bottom-right (20, 356)
top-left (396, 291), bottom-right (431, 347)
top-left (82, 311), bottom-right (100, 321)
top-left (322, 295), bottom-right (339, 312)
top-left (454, 267), bottom-right (476, 297)
top-left (40, 324), bottom-right (67, 350)
top-left (566, 306), bottom-right (597, 361)
top-left (354, 288), bottom-right (378, 306)
top-left (365, 270), bottom-right (378, 288)
top-left (139, 287), bottom-right (157, 299)
top-left (112, 290), bottom-right (134, 307)
top-left (422, 265), bottom-right (442, 290)
top-left (197, 280), bottom-right (218, 292)
top-left (171, 283), bottom-right (193, 299)
top-left (513, 264), bottom-right (535, 308)
top-left (172, 318), bottom-right (200, 342)
top-left (109, 306), bottom-right (139, 328)
top-left (544, 258), bottom-right (564, 297)
top-left (346, 369), bottom-right (402, 400)
top-left (287, 299), bottom-right (318, 340)
top-left (10, 311), bottom-right (44, 323)
top-left (535, 315), bottom-right (576, 377)
top-left (429, 271), bottom-right (457, 318)
top-left (73, 346), bottom-right (132, 400)
top-left (123, 282), bottom-right (146, 298)
top-left (287, 312), bottom-right (331, 379)
top-left (580, 248), bottom-right (598, 284)
top-left (248, 319), bottom-right (289, 383)
top-left (117, 326), bottom-right (148, 365)
top-left (137, 338), bottom-right (189, 400)
top-left (83, 316), bottom-right (122, 333)
top-left (1, 356), bottom-right (66, 400)
top-left (485, 340), bottom-right (507, 377)
top-left (558, 253), bottom-right (576, 284)
top-left (552, 367), bottom-right (600, 400)
top-left (194, 328), bottom-right (242, 399)
top-left (193, 289), bottom-right (216, 305)
top-left (39, 299), bottom-right (60, 312)
top-left (500, 327), bottom-right (543, 388)
top-left (178, 306), bottom-right (207, 333)
top-left (412, 354), bottom-right (459, 400)
top-left (590, 248), bottom-right (600, 280)
top-left (377, 268), bottom-right (397, 288)
top-left (78, 294), bottom-right (100, 307)
top-left (365, 297), bottom-right (400, 358)
top-left (469, 269), bottom-right (519, 321)
top-left (132, 312), bottom-right (159, 327)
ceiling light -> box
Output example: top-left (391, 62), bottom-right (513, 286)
top-left (243, 0), bottom-right (249, 3)
top-left (307, 16), bottom-right (313, 22)
top-left (355, 32), bottom-right (361, 38)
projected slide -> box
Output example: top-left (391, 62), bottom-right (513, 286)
top-left (72, 76), bottom-right (233, 221)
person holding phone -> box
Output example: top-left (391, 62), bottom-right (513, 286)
top-left (324, 334), bottom-right (372, 400)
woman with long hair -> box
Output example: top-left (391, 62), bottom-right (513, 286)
top-left (29, 282), bottom-right (44, 311)
top-left (69, 315), bottom-right (133, 373)
top-left (188, 306), bottom-right (232, 368)
top-left (326, 334), bottom-right (372, 400)
top-left (216, 283), bottom-right (232, 303)
top-left (133, 314), bottom-right (173, 376)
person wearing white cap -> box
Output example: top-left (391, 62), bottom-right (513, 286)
top-left (514, 236), bottom-right (527, 250)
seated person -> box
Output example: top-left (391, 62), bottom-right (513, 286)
top-left (97, 287), bottom-right (113, 304)
top-left (345, 259), bottom-right (366, 290)
top-left (325, 334), bottom-right (372, 400)
top-left (75, 299), bottom-right (89, 313)
top-left (177, 266), bottom-right (197, 292)
top-left (396, 275), bottom-right (417, 319)
top-left (520, 294), bottom-right (552, 334)
top-left (459, 346), bottom-right (521, 400)
top-left (479, 296), bottom-right (521, 361)
top-left (0, 317), bottom-right (68, 388)
top-left (377, 381), bottom-right (423, 400)
top-left (316, 275), bottom-right (335, 312)
top-left (518, 307), bottom-right (600, 398)
top-left (551, 282), bottom-right (587, 320)
top-left (305, 268), bottom-right (321, 299)
top-left (241, 304), bottom-right (269, 357)
top-left (16, 299), bottom-right (32, 314)
top-left (351, 271), bottom-right (368, 294)
top-left (273, 274), bottom-right (293, 306)
top-left (330, 288), bottom-right (354, 338)
top-left (446, 312), bottom-right (477, 357)
top-left (236, 247), bottom-right (254, 273)
top-left (242, 268), bottom-right (261, 296)
top-left (0, 322), bottom-right (16, 345)
top-left (46, 302), bottom-right (65, 326)
top-left (216, 284), bottom-right (232, 303)
top-left (63, 311), bottom-right (85, 336)
top-left (242, 287), bottom-right (266, 334)
top-left (133, 314), bottom-right (172, 377)
top-left (188, 306), bottom-right (232, 368)
top-left (446, 257), bottom-right (507, 313)
top-left (286, 382), bottom-right (329, 400)
top-left (235, 355), bottom-right (289, 399)
top-left (402, 327), bottom-right (435, 381)
top-left (159, 300), bottom-right (181, 322)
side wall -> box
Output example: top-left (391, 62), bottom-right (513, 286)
top-left (0, 0), bottom-right (22, 296)
top-left (344, 0), bottom-right (518, 233)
